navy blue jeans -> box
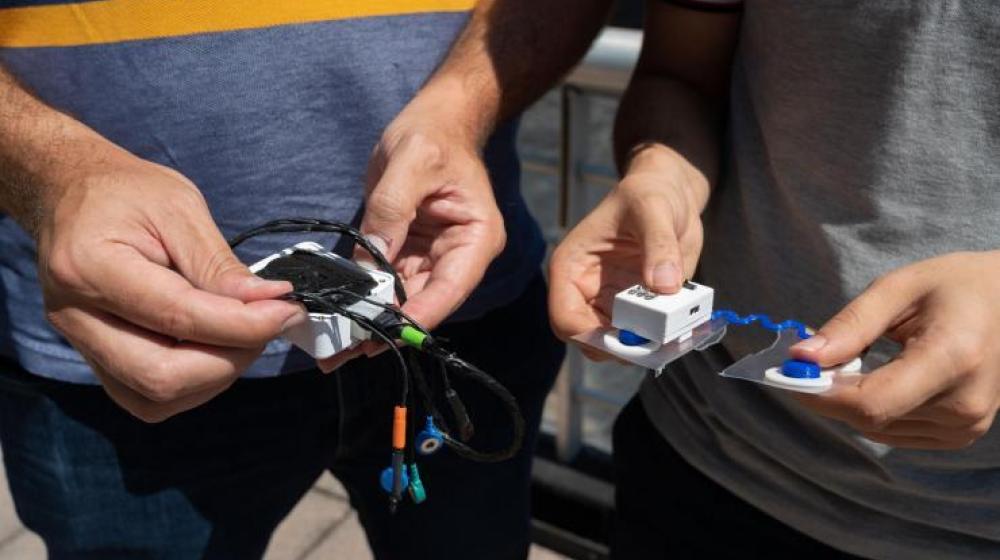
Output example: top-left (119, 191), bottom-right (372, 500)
top-left (0, 274), bottom-right (563, 560)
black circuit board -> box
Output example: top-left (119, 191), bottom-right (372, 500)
top-left (256, 249), bottom-right (377, 310)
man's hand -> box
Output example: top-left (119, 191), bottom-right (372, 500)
top-left (548, 146), bottom-right (706, 361)
top-left (791, 251), bottom-right (1000, 449)
top-left (34, 141), bottom-right (303, 422)
top-left (316, 86), bottom-right (505, 372)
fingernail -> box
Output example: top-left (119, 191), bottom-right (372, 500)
top-left (356, 257), bottom-right (377, 271)
top-left (792, 335), bottom-right (827, 353)
top-left (245, 275), bottom-right (288, 291)
top-left (364, 234), bottom-right (390, 257)
top-left (652, 262), bottom-right (680, 291)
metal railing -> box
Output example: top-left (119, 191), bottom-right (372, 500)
top-left (532, 28), bottom-right (642, 462)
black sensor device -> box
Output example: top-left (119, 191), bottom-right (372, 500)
top-left (255, 249), bottom-right (377, 310)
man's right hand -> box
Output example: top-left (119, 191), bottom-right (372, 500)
top-left (548, 145), bottom-right (707, 361)
top-left (33, 142), bottom-right (304, 422)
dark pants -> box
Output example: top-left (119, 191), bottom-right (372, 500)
top-left (0, 275), bottom-right (563, 560)
top-left (612, 397), bottom-right (861, 559)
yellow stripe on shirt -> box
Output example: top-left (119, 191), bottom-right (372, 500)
top-left (0, 0), bottom-right (475, 48)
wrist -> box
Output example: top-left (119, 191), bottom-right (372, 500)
top-left (408, 74), bottom-right (499, 150)
top-left (0, 110), bottom-right (126, 235)
top-left (623, 143), bottom-right (710, 211)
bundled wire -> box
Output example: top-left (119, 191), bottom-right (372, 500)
top-left (228, 218), bottom-right (525, 465)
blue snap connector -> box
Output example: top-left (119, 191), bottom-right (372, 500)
top-left (380, 466), bottom-right (410, 494)
top-left (618, 329), bottom-right (651, 346)
top-left (781, 359), bottom-right (821, 379)
top-left (416, 416), bottom-right (444, 455)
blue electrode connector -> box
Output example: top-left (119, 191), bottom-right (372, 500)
top-left (380, 464), bottom-right (409, 495)
top-left (416, 416), bottom-right (445, 455)
top-left (618, 329), bottom-right (651, 346)
top-left (780, 359), bottom-right (821, 379)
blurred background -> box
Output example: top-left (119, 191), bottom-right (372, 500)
top-left (0, 1), bottom-right (644, 558)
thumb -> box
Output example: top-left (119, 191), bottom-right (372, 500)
top-left (633, 198), bottom-right (683, 294)
top-left (790, 276), bottom-right (918, 366)
top-left (357, 162), bottom-right (423, 263)
top-left (162, 209), bottom-right (292, 303)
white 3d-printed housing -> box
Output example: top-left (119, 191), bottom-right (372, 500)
top-left (250, 242), bottom-right (395, 360)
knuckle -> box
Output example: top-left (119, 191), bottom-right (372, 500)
top-left (965, 418), bottom-right (993, 440)
top-left (368, 189), bottom-right (413, 223)
top-left (942, 331), bottom-right (986, 373)
top-left (949, 397), bottom-right (994, 425)
top-left (823, 305), bottom-right (869, 348)
top-left (45, 246), bottom-right (87, 289)
top-left (170, 180), bottom-right (209, 209)
top-left (130, 404), bottom-right (174, 424)
top-left (490, 217), bottom-right (507, 256)
top-left (240, 320), bottom-right (278, 346)
top-left (134, 365), bottom-right (182, 404)
top-left (158, 297), bottom-right (196, 340)
top-left (199, 245), bottom-right (243, 284)
top-left (853, 399), bottom-right (892, 431)
top-left (400, 132), bottom-right (448, 170)
top-left (870, 268), bottom-right (908, 294)
top-left (45, 308), bottom-right (71, 335)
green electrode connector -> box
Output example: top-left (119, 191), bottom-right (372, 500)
top-left (408, 464), bottom-right (426, 504)
top-left (400, 325), bottom-right (428, 349)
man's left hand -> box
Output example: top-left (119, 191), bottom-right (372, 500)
top-left (317, 92), bottom-right (505, 372)
top-left (791, 251), bottom-right (1000, 449)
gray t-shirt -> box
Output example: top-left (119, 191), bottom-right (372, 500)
top-left (642, 2), bottom-right (1000, 558)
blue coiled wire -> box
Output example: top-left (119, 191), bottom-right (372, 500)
top-left (711, 310), bottom-right (812, 340)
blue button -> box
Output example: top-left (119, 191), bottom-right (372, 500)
top-left (781, 359), bottom-right (821, 379)
top-left (618, 330), bottom-right (651, 346)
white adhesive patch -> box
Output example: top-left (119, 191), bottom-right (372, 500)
top-left (761, 357), bottom-right (865, 394)
top-left (602, 330), bottom-right (661, 358)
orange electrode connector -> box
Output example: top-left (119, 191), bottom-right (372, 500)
top-left (393, 406), bottom-right (407, 450)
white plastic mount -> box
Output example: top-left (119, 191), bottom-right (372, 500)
top-left (250, 242), bottom-right (395, 360)
top-left (612, 282), bottom-right (715, 345)
top-left (762, 357), bottom-right (863, 394)
top-left (572, 282), bottom-right (724, 371)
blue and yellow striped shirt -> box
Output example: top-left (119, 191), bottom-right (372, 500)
top-left (0, 1), bottom-right (544, 383)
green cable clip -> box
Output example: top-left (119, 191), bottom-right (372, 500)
top-left (400, 325), bottom-right (428, 349)
top-left (408, 463), bottom-right (427, 504)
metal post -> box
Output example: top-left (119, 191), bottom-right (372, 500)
top-left (554, 85), bottom-right (592, 462)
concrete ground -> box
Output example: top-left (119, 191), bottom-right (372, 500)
top-left (0, 460), bottom-right (565, 559)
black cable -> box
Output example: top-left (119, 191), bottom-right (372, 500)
top-left (428, 349), bottom-right (525, 463)
top-left (231, 218), bottom-right (524, 463)
top-left (332, 305), bottom-right (410, 408)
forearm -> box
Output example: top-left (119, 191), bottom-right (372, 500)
top-left (0, 66), bottom-right (110, 235)
top-left (613, 75), bottom-right (724, 211)
top-left (418, 0), bottom-right (613, 147)
top-left (613, 2), bottom-right (740, 212)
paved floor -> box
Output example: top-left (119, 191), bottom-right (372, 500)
top-left (0, 461), bottom-right (565, 559)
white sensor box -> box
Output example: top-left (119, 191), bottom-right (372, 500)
top-left (250, 242), bottom-right (395, 360)
top-left (611, 282), bottom-right (714, 344)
